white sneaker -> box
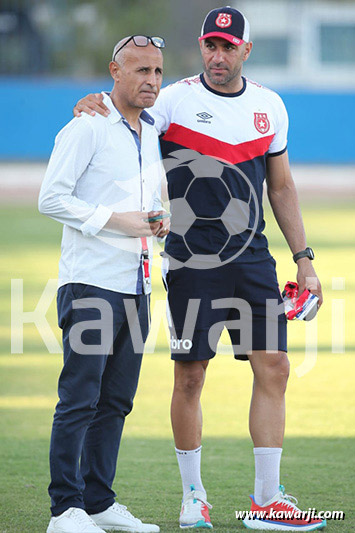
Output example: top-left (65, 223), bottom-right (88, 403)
top-left (179, 485), bottom-right (213, 529)
top-left (90, 502), bottom-right (160, 532)
top-left (47, 507), bottom-right (106, 532)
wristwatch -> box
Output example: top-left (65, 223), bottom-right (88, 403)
top-left (293, 247), bottom-right (315, 263)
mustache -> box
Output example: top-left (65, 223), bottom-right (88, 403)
top-left (209, 63), bottom-right (229, 70)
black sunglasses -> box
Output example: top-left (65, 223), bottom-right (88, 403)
top-left (112, 35), bottom-right (165, 61)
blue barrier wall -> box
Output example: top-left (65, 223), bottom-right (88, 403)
top-left (1, 78), bottom-right (354, 163)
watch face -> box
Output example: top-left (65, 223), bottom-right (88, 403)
top-left (307, 247), bottom-right (315, 259)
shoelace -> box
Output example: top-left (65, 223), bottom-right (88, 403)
top-left (69, 508), bottom-right (97, 526)
top-left (189, 490), bottom-right (212, 510)
top-left (111, 503), bottom-right (141, 523)
top-left (276, 485), bottom-right (299, 510)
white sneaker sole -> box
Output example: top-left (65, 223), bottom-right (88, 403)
top-left (47, 527), bottom-right (103, 533)
top-left (242, 518), bottom-right (326, 531)
top-left (97, 526), bottom-right (159, 533)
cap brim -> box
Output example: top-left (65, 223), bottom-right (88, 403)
top-left (198, 32), bottom-right (244, 46)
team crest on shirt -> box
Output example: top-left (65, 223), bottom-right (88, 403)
top-left (215, 13), bottom-right (232, 28)
top-left (254, 113), bottom-right (270, 134)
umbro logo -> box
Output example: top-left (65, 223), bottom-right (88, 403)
top-left (171, 335), bottom-right (193, 351)
top-left (196, 111), bottom-right (213, 123)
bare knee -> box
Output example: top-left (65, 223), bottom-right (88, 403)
top-left (252, 352), bottom-right (290, 395)
top-left (174, 361), bottom-right (208, 399)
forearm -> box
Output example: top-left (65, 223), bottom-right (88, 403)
top-left (104, 210), bottom-right (164, 238)
top-left (104, 212), bottom-right (129, 233)
top-left (267, 181), bottom-right (307, 255)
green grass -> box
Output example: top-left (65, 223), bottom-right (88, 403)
top-left (0, 202), bottom-right (354, 532)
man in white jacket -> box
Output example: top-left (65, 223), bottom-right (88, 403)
top-left (40, 35), bottom-right (168, 533)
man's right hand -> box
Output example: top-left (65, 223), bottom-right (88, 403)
top-left (105, 211), bottom-right (163, 237)
top-left (73, 93), bottom-right (111, 118)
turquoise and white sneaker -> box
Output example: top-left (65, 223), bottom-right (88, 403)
top-left (179, 485), bottom-right (213, 529)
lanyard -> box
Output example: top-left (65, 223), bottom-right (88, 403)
top-left (140, 236), bottom-right (150, 292)
top-left (119, 114), bottom-right (152, 292)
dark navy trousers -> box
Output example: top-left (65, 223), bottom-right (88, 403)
top-left (49, 283), bottom-right (150, 516)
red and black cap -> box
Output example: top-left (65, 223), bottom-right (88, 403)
top-left (199, 6), bottom-right (250, 46)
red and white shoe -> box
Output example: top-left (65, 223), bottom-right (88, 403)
top-left (179, 485), bottom-right (213, 529)
top-left (242, 485), bottom-right (326, 531)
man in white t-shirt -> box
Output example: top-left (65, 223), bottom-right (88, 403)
top-left (74, 8), bottom-right (325, 531)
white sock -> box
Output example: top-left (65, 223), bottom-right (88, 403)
top-left (175, 446), bottom-right (206, 499)
top-left (254, 447), bottom-right (282, 506)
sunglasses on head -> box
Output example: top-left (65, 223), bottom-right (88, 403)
top-left (112, 35), bottom-right (165, 61)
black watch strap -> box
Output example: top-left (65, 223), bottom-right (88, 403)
top-left (293, 247), bottom-right (315, 263)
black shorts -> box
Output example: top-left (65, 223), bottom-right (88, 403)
top-left (163, 257), bottom-right (287, 361)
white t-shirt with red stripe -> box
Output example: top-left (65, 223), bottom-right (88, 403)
top-left (150, 73), bottom-right (289, 263)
